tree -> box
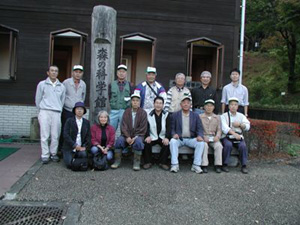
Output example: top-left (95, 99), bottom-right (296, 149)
top-left (246, 0), bottom-right (300, 93)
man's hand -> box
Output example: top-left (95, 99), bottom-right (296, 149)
top-left (196, 136), bottom-right (203, 142)
top-left (213, 136), bottom-right (220, 142)
top-left (145, 136), bottom-right (152, 144)
top-left (162, 138), bottom-right (169, 146)
top-left (233, 133), bottom-right (242, 140)
top-left (204, 136), bottom-right (210, 143)
top-left (173, 134), bottom-right (179, 139)
top-left (126, 137), bottom-right (132, 145)
top-left (232, 121), bottom-right (241, 128)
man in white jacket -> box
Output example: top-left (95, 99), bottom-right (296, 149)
top-left (221, 97), bottom-right (250, 174)
top-left (35, 65), bottom-right (66, 164)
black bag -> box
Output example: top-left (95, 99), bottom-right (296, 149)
top-left (93, 154), bottom-right (108, 171)
top-left (71, 157), bottom-right (88, 171)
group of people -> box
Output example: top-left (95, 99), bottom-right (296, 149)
top-left (35, 63), bottom-right (250, 174)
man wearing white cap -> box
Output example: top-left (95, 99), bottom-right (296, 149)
top-left (200, 99), bottom-right (223, 173)
top-left (60, 65), bottom-right (86, 151)
top-left (221, 97), bottom-right (250, 174)
top-left (191, 71), bottom-right (217, 115)
top-left (134, 67), bottom-right (167, 112)
top-left (62, 65), bottom-right (86, 127)
top-left (221, 68), bottom-right (249, 116)
top-left (108, 64), bottom-right (134, 131)
top-left (111, 93), bottom-right (147, 171)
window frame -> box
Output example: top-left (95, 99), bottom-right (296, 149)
top-left (0, 24), bottom-right (19, 81)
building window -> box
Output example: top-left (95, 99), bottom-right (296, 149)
top-left (49, 28), bottom-right (88, 82)
top-left (187, 37), bottom-right (224, 89)
top-left (0, 24), bottom-right (18, 81)
top-left (120, 32), bottom-right (156, 85)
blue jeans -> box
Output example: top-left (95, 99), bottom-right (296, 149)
top-left (63, 150), bottom-right (88, 168)
top-left (90, 146), bottom-right (113, 161)
top-left (110, 109), bottom-right (125, 131)
top-left (170, 138), bottom-right (204, 166)
top-left (115, 135), bottom-right (144, 155)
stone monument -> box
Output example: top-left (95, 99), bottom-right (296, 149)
top-left (90, 5), bottom-right (116, 123)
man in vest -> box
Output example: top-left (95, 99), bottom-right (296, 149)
top-left (164, 73), bottom-right (192, 114)
top-left (134, 67), bottom-right (167, 113)
top-left (108, 64), bottom-right (134, 131)
top-left (221, 97), bottom-right (250, 174)
top-left (35, 65), bottom-right (66, 164)
top-left (143, 96), bottom-right (171, 170)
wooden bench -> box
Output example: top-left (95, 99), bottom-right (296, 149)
top-left (151, 144), bottom-right (239, 166)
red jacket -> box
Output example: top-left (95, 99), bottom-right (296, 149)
top-left (91, 124), bottom-right (115, 148)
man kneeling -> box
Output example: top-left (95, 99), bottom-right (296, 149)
top-left (169, 96), bottom-right (205, 173)
top-left (62, 102), bottom-right (90, 170)
top-left (111, 93), bottom-right (147, 171)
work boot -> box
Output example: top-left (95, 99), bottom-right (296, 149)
top-left (133, 151), bottom-right (141, 171)
top-left (111, 151), bottom-right (121, 169)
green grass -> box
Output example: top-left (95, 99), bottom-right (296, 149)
top-left (0, 147), bottom-right (20, 161)
top-left (287, 144), bottom-right (300, 157)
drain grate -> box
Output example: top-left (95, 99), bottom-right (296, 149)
top-left (0, 201), bottom-right (80, 225)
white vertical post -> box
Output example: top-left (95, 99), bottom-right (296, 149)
top-left (239, 0), bottom-right (246, 84)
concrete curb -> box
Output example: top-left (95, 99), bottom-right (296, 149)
top-left (1, 160), bottom-right (43, 200)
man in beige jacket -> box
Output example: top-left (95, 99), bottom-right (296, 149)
top-left (200, 99), bottom-right (223, 173)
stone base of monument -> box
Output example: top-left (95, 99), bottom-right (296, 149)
top-left (152, 145), bottom-right (239, 167)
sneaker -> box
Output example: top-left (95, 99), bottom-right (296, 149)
top-left (50, 155), bottom-right (60, 162)
top-left (41, 157), bottom-right (49, 164)
top-left (191, 165), bottom-right (203, 174)
top-left (170, 165), bottom-right (179, 173)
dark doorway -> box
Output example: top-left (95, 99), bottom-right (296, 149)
top-left (187, 37), bottom-right (224, 89)
top-left (120, 33), bottom-right (156, 85)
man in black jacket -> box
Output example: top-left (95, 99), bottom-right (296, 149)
top-left (62, 102), bottom-right (91, 168)
top-left (143, 96), bottom-right (171, 170)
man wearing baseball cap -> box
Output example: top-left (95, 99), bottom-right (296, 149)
top-left (221, 97), bottom-right (250, 174)
top-left (169, 95), bottom-right (205, 174)
top-left (134, 66), bottom-right (167, 113)
top-left (108, 64), bottom-right (134, 131)
top-left (200, 99), bottom-right (223, 173)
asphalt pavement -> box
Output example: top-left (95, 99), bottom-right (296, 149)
top-left (14, 157), bottom-right (300, 225)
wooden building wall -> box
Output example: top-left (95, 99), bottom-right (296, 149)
top-left (0, 0), bottom-right (240, 105)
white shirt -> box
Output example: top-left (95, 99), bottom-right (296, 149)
top-left (75, 117), bottom-right (83, 146)
top-left (221, 111), bottom-right (250, 138)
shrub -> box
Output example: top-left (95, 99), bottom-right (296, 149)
top-left (245, 119), bottom-right (300, 155)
